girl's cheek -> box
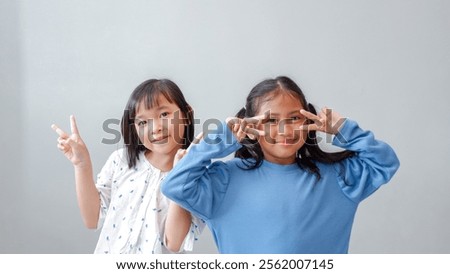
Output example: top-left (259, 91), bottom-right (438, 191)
top-left (169, 119), bottom-right (184, 140)
top-left (268, 124), bottom-right (278, 138)
top-left (258, 124), bottom-right (269, 136)
top-left (136, 125), bottom-right (148, 143)
top-left (258, 124), bottom-right (277, 144)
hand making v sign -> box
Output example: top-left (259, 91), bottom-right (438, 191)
top-left (226, 112), bottom-right (269, 142)
top-left (51, 115), bottom-right (90, 167)
top-left (299, 107), bottom-right (346, 135)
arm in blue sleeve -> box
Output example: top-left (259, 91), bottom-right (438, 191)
top-left (332, 119), bottom-right (400, 202)
top-left (162, 121), bottom-right (242, 220)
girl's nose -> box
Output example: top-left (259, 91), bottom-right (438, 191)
top-left (277, 119), bottom-right (294, 136)
top-left (149, 118), bottom-right (163, 134)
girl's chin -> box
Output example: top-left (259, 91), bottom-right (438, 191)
top-left (145, 143), bottom-right (180, 153)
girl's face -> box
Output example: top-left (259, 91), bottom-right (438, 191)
top-left (255, 92), bottom-right (308, 165)
top-left (134, 95), bottom-right (186, 158)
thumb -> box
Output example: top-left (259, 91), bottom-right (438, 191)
top-left (175, 149), bottom-right (187, 160)
top-left (63, 137), bottom-right (78, 148)
top-left (173, 149), bottom-right (187, 166)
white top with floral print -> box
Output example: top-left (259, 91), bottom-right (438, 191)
top-left (94, 149), bottom-right (204, 254)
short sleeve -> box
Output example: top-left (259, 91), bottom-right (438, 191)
top-left (177, 214), bottom-right (206, 252)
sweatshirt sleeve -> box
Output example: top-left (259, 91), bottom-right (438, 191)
top-left (161, 121), bottom-right (242, 220)
top-left (332, 119), bottom-right (400, 202)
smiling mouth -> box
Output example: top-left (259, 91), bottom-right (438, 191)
top-left (276, 139), bottom-right (299, 145)
top-left (150, 136), bottom-right (169, 144)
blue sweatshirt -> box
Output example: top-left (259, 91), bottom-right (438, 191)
top-left (162, 119), bottom-right (400, 253)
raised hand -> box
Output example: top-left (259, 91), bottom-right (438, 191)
top-left (225, 112), bottom-right (269, 142)
top-left (173, 132), bottom-right (204, 167)
top-left (299, 107), bottom-right (345, 135)
top-left (51, 115), bottom-right (90, 166)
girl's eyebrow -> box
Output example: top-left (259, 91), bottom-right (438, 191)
top-left (135, 105), bottom-right (177, 119)
top-left (268, 110), bottom-right (302, 116)
top-left (289, 110), bottom-right (302, 115)
top-left (153, 105), bottom-right (170, 111)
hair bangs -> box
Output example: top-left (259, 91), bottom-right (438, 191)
top-left (253, 87), bottom-right (303, 115)
top-left (137, 89), bottom-right (175, 113)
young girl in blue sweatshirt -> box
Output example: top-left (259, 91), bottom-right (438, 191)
top-left (162, 76), bottom-right (400, 254)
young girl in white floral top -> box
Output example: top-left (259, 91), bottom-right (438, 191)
top-left (52, 79), bottom-right (204, 253)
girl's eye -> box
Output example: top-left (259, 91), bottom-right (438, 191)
top-left (291, 116), bottom-right (302, 121)
top-left (267, 118), bottom-right (278, 124)
top-left (136, 120), bottom-right (147, 127)
top-left (160, 112), bottom-right (169, 118)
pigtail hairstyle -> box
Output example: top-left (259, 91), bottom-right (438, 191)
top-left (235, 76), bottom-right (354, 179)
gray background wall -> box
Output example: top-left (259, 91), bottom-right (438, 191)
top-left (1, 0), bottom-right (449, 253)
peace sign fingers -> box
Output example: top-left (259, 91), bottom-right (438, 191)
top-left (299, 107), bottom-right (344, 135)
top-left (226, 117), bottom-right (248, 141)
top-left (300, 109), bottom-right (324, 127)
top-left (243, 113), bottom-right (269, 125)
top-left (52, 115), bottom-right (81, 138)
top-left (51, 124), bottom-right (69, 139)
top-left (226, 112), bottom-right (268, 142)
top-left (241, 114), bottom-right (268, 139)
top-left (51, 115), bottom-right (89, 166)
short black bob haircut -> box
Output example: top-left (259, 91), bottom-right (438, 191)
top-left (120, 79), bottom-right (194, 168)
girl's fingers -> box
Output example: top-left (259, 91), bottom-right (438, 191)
top-left (299, 109), bottom-right (319, 119)
top-left (175, 149), bottom-right (187, 158)
top-left (321, 107), bottom-right (332, 116)
top-left (57, 143), bottom-right (66, 151)
top-left (227, 114), bottom-right (269, 141)
top-left (226, 117), bottom-right (240, 128)
top-left (186, 132), bottom-right (204, 153)
top-left (300, 109), bottom-right (324, 128)
top-left (239, 119), bottom-right (248, 135)
top-left (319, 107), bottom-right (331, 122)
top-left (244, 127), bottom-right (266, 137)
top-left (299, 124), bottom-right (320, 132)
top-left (57, 142), bottom-right (71, 154)
top-left (244, 111), bottom-right (270, 125)
top-left (226, 117), bottom-right (245, 139)
top-left (51, 124), bottom-right (69, 138)
top-left (191, 132), bottom-right (204, 145)
top-left (57, 137), bottom-right (67, 145)
top-left (61, 137), bottom-right (77, 148)
top-left (70, 115), bottom-right (80, 135)
top-left (173, 149), bottom-right (187, 166)
top-left (300, 109), bottom-right (322, 124)
top-left (237, 131), bottom-right (246, 142)
top-left (233, 123), bottom-right (240, 133)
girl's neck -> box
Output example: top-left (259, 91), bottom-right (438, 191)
top-left (145, 150), bottom-right (177, 172)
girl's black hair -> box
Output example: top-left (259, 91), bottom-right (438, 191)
top-left (120, 79), bottom-right (194, 168)
top-left (234, 76), bottom-right (354, 179)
